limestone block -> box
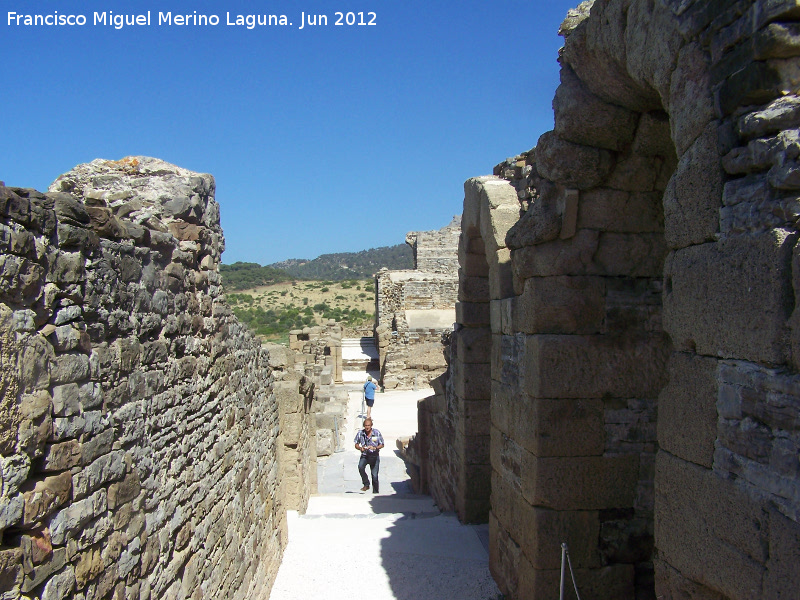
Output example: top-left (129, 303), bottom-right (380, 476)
top-left (663, 123), bottom-right (723, 250)
top-left (520, 452), bottom-right (639, 510)
top-left (455, 327), bottom-right (491, 364)
top-left (459, 400), bottom-right (491, 437)
top-left (282, 413), bottom-right (304, 444)
top-left (20, 548), bottom-right (66, 593)
top-left (524, 333), bottom-right (670, 399)
top-left (625, 0), bottom-right (683, 105)
top-left (561, 0), bottom-right (661, 112)
top-left (718, 58), bottom-right (800, 117)
top-left (50, 353), bottom-right (90, 386)
top-left (108, 472), bottom-right (141, 510)
top-left (40, 440), bottom-right (82, 472)
top-left (72, 450), bottom-right (126, 499)
top-left (511, 230), bottom-right (599, 288)
top-left (463, 177), bottom-right (492, 237)
top-left (536, 131), bottom-right (614, 190)
top-left (554, 66), bottom-right (638, 151)
top-left (669, 43), bottom-right (716, 156)
top-left (49, 488), bottom-right (107, 545)
top-left (487, 248), bottom-right (514, 300)
top-left (458, 274), bottom-right (489, 303)
top-left (455, 302), bottom-right (490, 327)
top-left (491, 472), bottom-right (600, 571)
top-left (40, 563), bottom-right (75, 600)
top-left (513, 276), bottom-right (605, 335)
top-left (657, 352), bottom-right (718, 468)
top-left (594, 232), bottom-right (667, 277)
top-left (478, 178), bottom-right (521, 254)
top-left (632, 111), bottom-right (675, 158)
top-left (459, 250), bottom-right (489, 278)
top-left (664, 229), bottom-right (794, 365)
top-left (22, 472), bottom-right (72, 527)
top-left (453, 362), bottom-right (490, 401)
top-left (655, 452), bottom-right (767, 600)
top-left (529, 398), bottom-right (604, 458)
top-left (654, 557), bottom-right (727, 600)
top-left (577, 188), bottom-right (663, 233)
top-left (763, 509), bottom-right (800, 598)
top-left (0, 548), bottom-right (22, 594)
top-left (521, 563), bottom-right (635, 600)
top-left (737, 95), bottom-right (800, 140)
top-left (489, 298), bottom-right (513, 335)
top-left (19, 335), bottom-right (53, 394)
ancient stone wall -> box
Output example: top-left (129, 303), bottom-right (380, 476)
top-left (416, 1), bottom-right (800, 599)
top-left (375, 220), bottom-right (460, 389)
top-left (0, 158), bottom-right (293, 600)
top-left (405, 216), bottom-right (461, 273)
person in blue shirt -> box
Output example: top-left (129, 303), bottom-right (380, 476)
top-left (354, 418), bottom-right (384, 493)
top-left (363, 375), bottom-right (378, 418)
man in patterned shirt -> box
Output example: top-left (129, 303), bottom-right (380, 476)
top-left (354, 418), bottom-right (384, 493)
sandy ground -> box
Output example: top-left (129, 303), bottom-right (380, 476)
top-left (268, 380), bottom-right (501, 600)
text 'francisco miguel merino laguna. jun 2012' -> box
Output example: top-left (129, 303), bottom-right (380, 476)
top-left (6, 10), bottom-right (378, 30)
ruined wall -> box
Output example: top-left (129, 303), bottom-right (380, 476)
top-left (405, 216), bottom-right (461, 273)
top-left (418, 1), bottom-right (800, 599)
top-left (375, 220), bottom-right (460, 389)
top-left (0, 158), bottom-right (289, 600)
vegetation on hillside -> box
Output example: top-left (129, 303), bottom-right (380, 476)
top-left (219, 262), bottom-right (297, 291)
top-left (268, 244), bottom-right (413, 280)
top-left (225, 279), bottom-right (375, 343)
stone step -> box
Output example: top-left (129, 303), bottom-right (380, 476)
top-left (303, 492), bottom-right (440, 517)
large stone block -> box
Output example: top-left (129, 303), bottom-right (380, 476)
top-left (663, 122), bottom-right (723, 250)
top-left (455, 301), bottom-right (490, 327)
top-left (524, 333), bottom-right (670, 400)
top-left (520, 452), bottom-right (639, 510)
top-left (536, 131), bottom-right (615, 190)
top-left (664, 229), bottom-right (794, 365)
top-left (477, 178), bottom-right (520, 255)
top-left (458, 274), bottom-right (490, 303)
top-left (669, 42), bottom-right (716, 156)
top-left (455, 327), bottom-right (491, 364)
top-left (577, 188), bottom-right (663, 233)
top-left (511, 230), bottom-right (600, 287)
top-left (491, 472), bottom-right (601, 571)
top-left (658, 352), bottom-right (718, 468)
top-left (594, 232), bottom-right (667, 277)
top-left (554, 65), bottom-right (639, 152)
top-left (453, 360), bottom-right (491, 401)
top-left (521, 564), bottom-right (635, 600)
top-left (763, 508), bottom-right (800, 598)
top-left (529, 398), bottom-right (604, 458)
top-left (655, 452), bottom-right (767, 600)
top-left (513, 276), bottom-right (605, 335)
top-left (654, 557), bottom-right (727, 600)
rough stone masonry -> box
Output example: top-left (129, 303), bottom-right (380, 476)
top-left (413, 1), bottom-right (800, 599)
top-left (0, 157), bottom-right (296, 600)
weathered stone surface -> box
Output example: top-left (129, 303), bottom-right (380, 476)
top-left (655, 452), bottom-right (767, 600)
top-left (554, 66), bottom-right (639, 151)
top-left (578, 188), bottom-right (663, 233)
top-left (40, 440), bottom-right (82, 472)
top-left (664, 229), bottom-right (794, 365)
top-left (22, 472), bottom-right (72, 526)
top-left (764, 508), bottom-right (800, 598)
top-left (658, 353), bottom-right (718, 469)
top-left (669, 42), bottom-right (715, 156)
top-left (72, 451), bottom-right (126, 499)
top-left (513, 276), bottom-right (605, 335)
top-left (536, 132), bottom-right (614, 190)
top-left (524, 333), bottom-right (670, 400)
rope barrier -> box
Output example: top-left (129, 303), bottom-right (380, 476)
top-left (559, 543), bottom-right (582, 600)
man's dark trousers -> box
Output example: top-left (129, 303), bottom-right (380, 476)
top-left (358, 453), bottom-right (380, 492)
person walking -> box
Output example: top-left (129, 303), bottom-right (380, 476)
top-left (354, 418), bottom-right (384, 493)
top-left (363, 375), bottom-right (378, 418)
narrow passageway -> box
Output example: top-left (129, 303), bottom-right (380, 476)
top-left (269, 381), bottom-right (500, 600)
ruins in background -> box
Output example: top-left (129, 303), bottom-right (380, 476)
top-left (375, 217), bottom-right (459, 389)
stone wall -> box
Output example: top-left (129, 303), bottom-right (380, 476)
top-left (405, 216), bottom-right (461, 273)
top-left (415, 1), bottom-right (800, 599)
top-left (0, 158), bottom-right (296, 600)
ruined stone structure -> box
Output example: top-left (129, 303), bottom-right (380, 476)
top-left (0, 158), bottom-right (313, 600)
top-left (414, 1), bottom-right (800, 599)
top-left (287, 323), bottom-right (349, 455)
top-left (375, 218), bottom-right (460, 389)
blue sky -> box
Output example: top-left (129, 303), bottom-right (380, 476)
top-left (2, 0), bottom-right (578, 265)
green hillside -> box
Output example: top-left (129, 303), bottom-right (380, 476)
top-left (268, 244), bottom-right (413, 280)
top-left (219, 262), bottom-right (297, 291)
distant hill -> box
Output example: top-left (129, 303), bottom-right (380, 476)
top-left (267, 244), bottom-right (413, 280)
top-left (219, 262), bottom-right (296, 291)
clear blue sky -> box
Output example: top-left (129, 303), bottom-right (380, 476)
top-left (2, 0), bottom-right (578, 265)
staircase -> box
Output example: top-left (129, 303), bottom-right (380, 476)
top-left (342, 336), bottom-right (380, 371)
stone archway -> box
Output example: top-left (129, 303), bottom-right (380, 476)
top-left (431, 1), bottom-right (800, 599)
